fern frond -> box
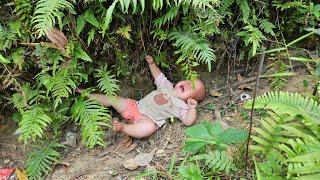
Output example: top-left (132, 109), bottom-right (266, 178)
top-left (102, 0), bottom-right (145, 34)
top-left (40, 69), bottom-right (77, 108)
top-left (17, 106), bottom-right (52, 143)
top-left (244, 92), bottom-right (320, 124)
top-left (153, 5), bottom-right (180, 28)
top-left (71, 98), bottom-right (111, 148)
top-left (169, 31), bottom-right (215, 71)
top-left (32, 0), bottom-right (74, 37)
top-left (11, 93), bottom-right (27, 113)
top-left (95, 68), bottom-right (120, 97)
top-left (26, 140), bottom-right (64, 180)
top-left (190, 150), bottom-right (235, 173)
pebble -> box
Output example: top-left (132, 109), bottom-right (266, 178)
top-left (135, 153), bottom-right (153, 166)
top-left (4, 159), bottom-right (10, 164)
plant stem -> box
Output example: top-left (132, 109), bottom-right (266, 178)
top-left (245, 46), bottom-right (265, 167)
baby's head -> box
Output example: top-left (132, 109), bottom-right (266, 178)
top-left (173, 78), bottom-right (206, 102)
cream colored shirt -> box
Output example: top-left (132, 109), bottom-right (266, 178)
top-left (137, 73), bottom-right (188, 127)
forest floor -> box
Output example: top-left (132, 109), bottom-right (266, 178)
top-left (0, 64), bottom-right (315, 179)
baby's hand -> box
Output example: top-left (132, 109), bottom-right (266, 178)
top-left (187, 98), bottom-right (198, 109)
top-left (145, 55), bottom-right (154, 64)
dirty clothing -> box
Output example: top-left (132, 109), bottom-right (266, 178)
top-left (136, 73), bottom-right (189, 127)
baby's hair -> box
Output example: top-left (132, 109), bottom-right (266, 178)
top-left (194, 78), bottom-right (206, 102)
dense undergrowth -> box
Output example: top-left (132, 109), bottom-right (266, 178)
top-left (0, 0), bottom-right (319, 179)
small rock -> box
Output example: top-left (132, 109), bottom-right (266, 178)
top-left (155, 149), bottom-right (166, 157)
top-left (123, 158), bottom-right (139, 170)
top-left (115, 175), bottom-right (125, 180)
top-left (135, 153), bottom-right (153, 166)
top-left (61, 131), bottom-right (77, 147)
top-left (4, 159), bottom-right (10, 164)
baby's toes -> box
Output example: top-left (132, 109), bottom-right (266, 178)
top-left (113, 121), bottom-right (123, 132)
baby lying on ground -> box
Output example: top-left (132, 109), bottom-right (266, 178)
top-left (80, 55), bottom-right (206, 138)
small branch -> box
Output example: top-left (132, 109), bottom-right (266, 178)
top-left (245, 47), bottom-right (265, 167)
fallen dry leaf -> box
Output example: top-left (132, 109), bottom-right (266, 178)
top-left (15, 168), bottom-right (28, 180)
top-left (155, 149), bottom-right (166, 157)
top-left (45, 28), bottom-right (68, 51)
top-left (209, 89), bottom-right (223, 97)
top-left (123, 158), bottom-right (139, 170)
top-left (239, 83), bottom-right (253, 90)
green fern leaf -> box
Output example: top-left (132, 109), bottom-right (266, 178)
top-left (84, 9), bottom-right (100, 28)
top-left (260, 19), bottom-right (276, 36)
top-left (102, 0), bottom-right (118, 35)
top-left (71, 98), bottom-right (111, 148)
top-left (236, 0), bottom-right (250, 23)
top-left (190, 150), bottom-right (235, 173)
top-left (169, 31), bottom-right (215, 71)
top-left (26, 140), bottom-right (64, 180)
top-left (17, 106), bottom-right (52, 143)
top-left (153, 5), bottom-right (180, 27)
top-left (244, 91), bottom-right (320, 124)
top-left (76, 15), bottom-right (86, 35)
top-left (95, 68), bottom-right (120, 97)
top-left (40, 69), bottom-right (77, 108)
top-left (32, 0), bottom-right (74, 37)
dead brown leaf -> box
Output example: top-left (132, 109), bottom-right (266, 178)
top-left (209, 89), bottom-right (223, 97)
top-left (45, 28), bottom-right (68, 51)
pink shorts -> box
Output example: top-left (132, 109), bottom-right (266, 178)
top-left (121, 99), bottom-right (142, 123)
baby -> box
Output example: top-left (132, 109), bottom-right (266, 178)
top-left (82, 55), bottom-right (206, 138)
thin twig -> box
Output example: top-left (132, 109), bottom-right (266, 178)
top-left (245, 47), bottom-right (265, 167)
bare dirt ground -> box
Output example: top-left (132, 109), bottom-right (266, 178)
top-left (0, 66), bottom-right (315, 179)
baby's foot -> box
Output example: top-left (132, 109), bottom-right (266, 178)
top-left (113, 120), bottom-right (124, 132)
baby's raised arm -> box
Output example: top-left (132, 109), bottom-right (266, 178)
top-left (145, 55), bottom-right (162, 80)
top-left (181, 98), bottom-right (198, 126)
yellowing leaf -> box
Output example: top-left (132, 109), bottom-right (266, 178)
top-left (116, 25), bottom-right (133, 42)
top-left (16, 168), bottom-right (28, 180)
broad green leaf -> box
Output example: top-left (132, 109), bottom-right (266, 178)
top-left (217, 128), bottom-right (248, 144)
top-left (75, 45), bottom-right (92, 62)
top-left (84, 9), bottom-right (100, 28)
top-left (76, 15), bottom-right (86, 35)
top-left (185, 122), bottom-right (212, 139)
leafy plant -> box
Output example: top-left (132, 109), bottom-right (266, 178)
top-left (26, 140), bottom-right (64, 180)
top-left (17, 106), bottom-right (52, 143)
top-left (178, 121), bottom-right (248, 178)
top-left (245, 91), bottom-right (320, 178)
top-left (32, 0), bottom-right (74, 37)
top-left (95, 68), bottom-right (120, 97)
top-left (184, 121), bottom-right (248, 153)
top-left (71, 96), bottom-right (111, 148)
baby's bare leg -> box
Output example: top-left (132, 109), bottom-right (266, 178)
top-left (114, 116), bottom-right (157, 138)
top-left (90, 94), bottom-right (128, 115)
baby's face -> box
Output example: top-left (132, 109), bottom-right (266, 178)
top-left (173, 79), bottom-right (202, 101)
